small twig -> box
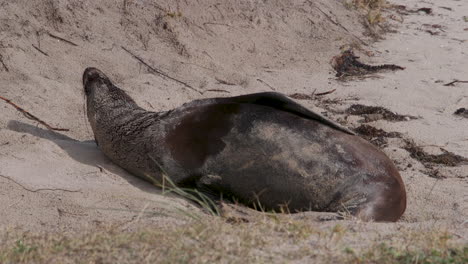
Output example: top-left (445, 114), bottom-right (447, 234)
top-left (102, 44), bottom-right (116, 51)
top-left (289, 89), bottom-right (338, 100)
top-left (46, 32), bottom-right (78, 47)
top-left (288, 93), bottom-right (314, 100)
top-left (315, 89), bottom-right (336, 96)
top-left (0, 174), bottom-right (81, 193)
top-left (203, 22), bottom-right (232, 27)
top-left (177, 61), bottom-right (216, 72)
top-left (424, 30), bottom-right (438, 36)
top-left (0, 54), bottom-right (9, 72)
top-left (215, 77), bottom-right (236, 86)
top-left (256, 78), bottom-right (276, 91)
top-left (424, 178), bottom-right (439, 201)
top-left (32, 44), bottom-right (49, 56)
top-left (134, 203), bottom-right (150, 223)
top-left (444, 80), bottom-right (468, 86)
top-left (288, 89), bottom-right (316, 100)
top-left (97, 165), bottom-right (105, 173)
top-left (57, 208), bottom-right (88, 217)
top-left (121, 46), bottom-right (201, 94)
top-left (307, 1), bottom-right (368, 46)
top-left (314, 5), bottom-right (348, 32)
top-left (203, 89), bottom-right (230, 94)
top-left (144, 100), bottom-right (155, 109)
top-left (0, 95), bottom-right (69, 131)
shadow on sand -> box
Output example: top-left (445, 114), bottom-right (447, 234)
top-left (7, 120), bottom-right (163, 196)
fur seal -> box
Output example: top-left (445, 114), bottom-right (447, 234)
top-left (83, 67), bottom-right (406, 222)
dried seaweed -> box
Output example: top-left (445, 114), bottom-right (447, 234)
top-left (289, 93), bottom-right (314, 100)
top-left (354, 124), bottom-right (467, 178)
top-left (346, 104), bottom-right (417, 122)
top-left (332, 49), bottom-right (404, 78)
top-left (401, 139), bottom-right (468, 179)
top-left (288, 89), bottom-right (336, 101)
top-left (392, 5), bottom-right (432, 15)
top-left (454, 108), bottom-right (468, 118)
top-left (403, 140), bottom-right (467, 168)
top-left (354, 124), bottom-right (402, 147)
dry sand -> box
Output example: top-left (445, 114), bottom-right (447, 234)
top-left (0, 0), bottom-right (467, 258)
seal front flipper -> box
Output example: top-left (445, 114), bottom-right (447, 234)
top-left (222, 92), bottom-right (355, 135)
top-left (195, 174), bottom-right (253, 209)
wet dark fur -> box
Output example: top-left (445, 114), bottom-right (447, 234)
top-left (83, 67), bottom-right (406, 222)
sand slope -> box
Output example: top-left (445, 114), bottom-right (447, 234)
top-left (0, 0), bottom-right (466, 245)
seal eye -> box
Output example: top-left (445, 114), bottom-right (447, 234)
top-left (84, 84), bottom-right (92, 95)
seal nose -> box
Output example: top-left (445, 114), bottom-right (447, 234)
top-left (83, 67), bottom-right (110, 95)
top-left (83, 67), bottom-right (103, 87)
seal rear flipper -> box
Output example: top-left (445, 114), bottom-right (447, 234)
top-left (194, 174), bottom-right (225, 202)
top-left (224, 92), bottom-right (355, 135)
top-left (195, 174), bottom-right (250, 206)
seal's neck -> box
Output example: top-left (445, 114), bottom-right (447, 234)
top-left (86, 84), bottom-right (145, 132)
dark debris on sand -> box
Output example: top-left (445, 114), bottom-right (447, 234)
top-left (346, 104), bottom-right (418, 122)
top-left (454, 108), bottom-right (468, 118)
top-left (404, 143), bottom-right (467, 167)
top-left (354, 124), bottom-right (402, 147)
top-left (288, 93), bottom-right (315, 100)
top-left (392, 5), bottom-right (432, 15)
top-left (403, 140), bottom-right (468, 178)
top-left (331, 49), bottom-right (404, 78)
top-left (353, 124), bottom-right (467, 179)
top-left (288, 89), bottom-right (336, 101)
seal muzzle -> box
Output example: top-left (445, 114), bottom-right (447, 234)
top-left (83, 67), bottom-right (109, 95)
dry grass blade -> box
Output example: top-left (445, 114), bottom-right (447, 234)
top-left (0, 220), bottom-right (465, 263)
top-left (203, 89), bottom-right (230, 94)
top-left (31, 44), bottom-right (49, 57)
top-left (121, 46), bottom-right (201, 94)
top-left (0, 174), bottom-right (80, 193)
top-left (215, 77), bottom-right (235, 86)
top-left (307, 0), bottom-right (368, 46)
top-left (315, 89), bottom-right (336, 96)
top-left (147, 155), bottom-right (220, 217)
top-left (46, 32), bottom-right (78, 47)
top-left (256, 78), bottom-right (277, 91)
top-left (443, 80), bottom-right (468, 86)
top-left (0, 54), bottom-right (9, 72)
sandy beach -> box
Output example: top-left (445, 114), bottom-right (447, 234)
top-left (0, 0), bottom-right (466, 262)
